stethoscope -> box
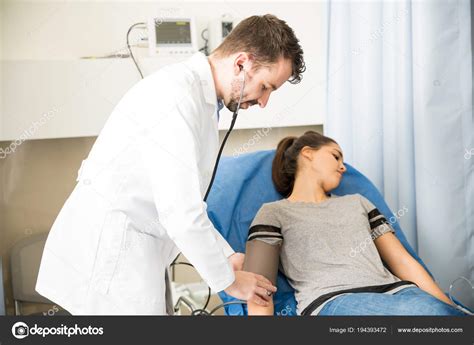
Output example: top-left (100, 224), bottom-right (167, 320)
top-left (203, 66), bottom-right (246, 201)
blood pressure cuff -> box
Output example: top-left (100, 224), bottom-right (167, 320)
top-left (243, 225), bottom-right (282, 286)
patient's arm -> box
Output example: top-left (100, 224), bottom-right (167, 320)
top-left (243, 238), bottom-right (281, 316)
top-left (248, 298), bottom-right (274, 315)
top-left (375, 232), bottom-right (455, 306)
top-left (361, 196), bottom-right (455, 307)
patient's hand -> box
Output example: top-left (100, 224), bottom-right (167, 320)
top-left (228, 252), bottom-right (245, 271)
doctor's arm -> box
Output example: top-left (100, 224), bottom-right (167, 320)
top-left (139, 104), bottom-right (274, 303)
top-left (212, 229), bottom-right (244, 270)
top-left (374, 231), bottom-right (455, 306)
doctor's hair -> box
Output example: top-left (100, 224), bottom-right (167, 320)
top-left (213, 14), bottom-right (305, 84)
top-left (272, 131), bottom-right (338, 197)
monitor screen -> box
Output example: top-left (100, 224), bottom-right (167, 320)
top-left (155, 20), bottom-right (192, 45)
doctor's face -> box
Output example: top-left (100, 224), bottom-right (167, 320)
top-left (226, 57), bottom-right (293, 112)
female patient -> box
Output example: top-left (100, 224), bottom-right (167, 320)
top-left (243, 131), bottom-right (468, 316)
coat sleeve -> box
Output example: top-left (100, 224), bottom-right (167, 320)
top-left (213, 230), bottom-right (235, 257)
top-left (138, 95), bottom-right (235, 292)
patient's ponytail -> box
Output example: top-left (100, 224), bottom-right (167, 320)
top-left (272, 136), bottom-right (298, 198)
top-left (272, 131), bottom-right (338, 197)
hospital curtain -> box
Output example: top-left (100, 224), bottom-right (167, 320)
top-left (324, 0), bottom-right (473, 306)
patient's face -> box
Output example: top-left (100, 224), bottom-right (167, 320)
top-left (307, 143), bottom-right (346, 192)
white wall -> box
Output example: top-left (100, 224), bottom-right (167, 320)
top-left (1, 0), bottom-right (323, 62)
top-left (1, 0), bottom-right (325, 140)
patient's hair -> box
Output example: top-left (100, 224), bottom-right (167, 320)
top-left (272, 131), bottom-right (338, 197)
top-left (212, 14), bottom-right (306, 84)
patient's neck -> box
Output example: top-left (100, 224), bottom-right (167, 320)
top-left (288, 176), bottom-right (330, 204)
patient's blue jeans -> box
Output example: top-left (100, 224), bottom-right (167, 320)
top-left (317, 287), bottom-right (469, 316)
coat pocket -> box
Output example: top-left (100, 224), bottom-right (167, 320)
top-left (90, 210), bottom-right (128, 295)
top-left (109, 227), bottom-right (167, 304)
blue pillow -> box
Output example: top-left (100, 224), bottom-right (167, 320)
top-left (206, 150), bottom-right (432, 315)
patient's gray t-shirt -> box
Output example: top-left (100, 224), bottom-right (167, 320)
top-left (246, 193), bottom-right (417, 315)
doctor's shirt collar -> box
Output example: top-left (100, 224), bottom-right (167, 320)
top-left (184, 52), bottom-right (219, 110)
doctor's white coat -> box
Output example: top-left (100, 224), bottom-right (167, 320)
top-left (35, 53), bottom-right (236, 315)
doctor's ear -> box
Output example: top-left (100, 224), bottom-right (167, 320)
top-left (233, 52), bottom-right (254, 75)
top-left (234, 63), bottom-right (245, 76)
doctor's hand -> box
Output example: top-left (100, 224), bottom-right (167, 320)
top-left (224, 271), bottom-right (277, 307)
top-left (228, 253), bottom-right (245, 271)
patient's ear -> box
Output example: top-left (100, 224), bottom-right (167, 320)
top-left (300, 146), bottom-right (315, 162)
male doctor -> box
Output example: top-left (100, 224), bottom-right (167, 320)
top-left (36, 14), bottom-right (305, 314)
